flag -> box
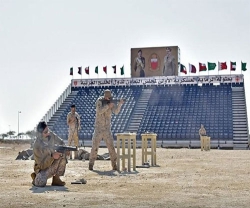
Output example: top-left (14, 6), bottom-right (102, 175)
top-left (78, 66), bottom-right (82, 75)
top-left (218, 62), bottom-right (227, 70)
top-left (208, 62), bottom-right (216, 70)
top-left (199, 63), bottom-right (207, 71)
top-left (95, 66), bottom-right (98, 74)
top-left (70, 67), bottom-right (73, 75)
top-left (85, 67), bottom-right (89, 75)
top-left (103, 66), bottom-right (107, 74)
top-left (120, 66), bottom-right (124, 75)
top-left (180, 64), bottom-right (187, 74)
top-left (112, 65), bottom-right (116, 74)
top-left (241, 62), bottom-right (247, 71)
top-left (189, 64), bottom-right (196, 73)
top-left (230, 62), bottom-right (236, 71)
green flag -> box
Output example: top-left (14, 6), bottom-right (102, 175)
top-left (95, 66), bottom-right (98, 74)
top-left (208, 62), bottom-right (216, 70)
top-left (241, 62), bottom-right (247, 71)
top-left (120, 66), bottom-right (124, 75)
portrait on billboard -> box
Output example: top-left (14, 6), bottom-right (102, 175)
top-left (162, 47), bottom-right (176, 76)
top-left (133, 49), bottom-right (146, 77)
top-left (131, 46), bottom-right (179, 78)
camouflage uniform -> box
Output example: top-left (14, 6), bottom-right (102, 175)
top-left (32, 131), bottom-right (67, 187)
top-left (199, 124), bottom-right (207, 151)
top-left (199, 124), bottom-right (206, 136)
top-left (89, 91), bottom-right (123, 170)
top-left (163, 55), bottom-right (176, 76)
top-left (34, 155), bottom-right (67, 187)
top-left (67, 111), bottom-right (80, 147)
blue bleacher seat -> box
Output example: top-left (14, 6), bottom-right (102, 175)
top-left (49, 84), bottom-right (234, 146)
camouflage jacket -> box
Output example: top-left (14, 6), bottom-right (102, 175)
top-left (33, 131), bottom-right (64, 174)
top-left (199, 127), bottom-right (206, 136)
top-left (67, 111), bottom-right (80, 131)
top-left (94, 96), bottom-right (122, 130)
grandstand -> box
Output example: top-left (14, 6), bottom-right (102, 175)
top-left (40, 74), bottom-right (249, 150)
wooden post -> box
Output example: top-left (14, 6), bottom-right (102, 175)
top-left (116, 133), bottom-right (136, 172)
top-left (141, 133), bottom-right (157, 166)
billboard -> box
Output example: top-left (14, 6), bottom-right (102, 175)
top-left (131, 46), bottom-right (180, 77)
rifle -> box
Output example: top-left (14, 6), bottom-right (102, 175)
top-left (54, 145), bottom-right (78, 153)
top-left (101, 97), bottom-right (126, 106)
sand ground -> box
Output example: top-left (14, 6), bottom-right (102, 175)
top-left (0, 142), bottom-right (250, 208)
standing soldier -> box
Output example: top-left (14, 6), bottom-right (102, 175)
top-left (199, 124), bottom-right (207, 151)
top-left (67, 104), bottom-right (80, 159)
top-left (89, 89), bottom-right (124, 171)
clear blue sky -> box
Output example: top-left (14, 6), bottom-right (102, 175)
top-left (0, 0), bottom-right (249, 134)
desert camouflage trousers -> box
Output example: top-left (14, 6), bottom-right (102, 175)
top-left (89, 128), bottom-right (117, 168)
top-left (68, 129), bottom-right (79, 147)
top-left (34, 157), bottom-right (67, 187)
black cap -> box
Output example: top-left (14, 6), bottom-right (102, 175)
top-left (37, 121), bottom-right (47, 133)
top-left (71, 104), bottom-right (76, 108)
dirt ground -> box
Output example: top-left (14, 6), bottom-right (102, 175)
top-left (1, 142), bottom-right (250, 208)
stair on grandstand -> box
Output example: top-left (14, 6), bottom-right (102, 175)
top-left (232, 86), bottom-right (249, 150)
top-left (47, 91), bottom-right (78, 130)
top-left (125, 88), bottom-right (153, 133)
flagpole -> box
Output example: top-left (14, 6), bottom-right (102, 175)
top-left (218, 62), bottom-right (219, 76)
top-left (241, 61), bottom-right (242, 74)
top-left (97, 66), bottom-right (99, 79)
top-left (208, 62), bottom-right (209, 77)
top-left (198, 63), bottom-right (200, 77)
top-left (230, 62), bottom-right (231, 77)
top-left (115, 65), bottom-right (117, 79)
top-left (123, 65), bottom-right (125, 78)
top-left (88, 66), bottom-right (90, 80)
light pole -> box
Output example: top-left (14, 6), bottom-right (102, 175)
top-left (18, 111), bottom-right (21, 138)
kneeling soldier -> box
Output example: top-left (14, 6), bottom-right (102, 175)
top-left (31, 121), bottom-right (68, 187)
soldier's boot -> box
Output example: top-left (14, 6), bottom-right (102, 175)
top-left (74, 151), bottom-right (79, 160)
top-left (89, 163), bottom-right (93, 171)
top-left (51, 175), bottom-right (65, 186)
top-left (112, 162), bottom-right (117, 171)
top-left (31, 172), bottom-right (36, 180)
top-left (112, 164), bottom-right (117, 171)
top-left (31, 172), bottom-right (36, 185)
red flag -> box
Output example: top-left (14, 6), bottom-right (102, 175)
top-left (78, 66), bottom-right (82, 75)
top-left (85, 67), bottom-right (89, 75)
top-left (180, 64), bottom-right (187, 74)
top-left (112, 65), bottom-right (116, 74)
top-left (189, 64), bottom-right (196, 73)
top-left (218, 62), bottom-right (227, 70)
top-left (103, 66), bottom-right (107, 74)
top-left (199, 63), bottom-right (207, 71)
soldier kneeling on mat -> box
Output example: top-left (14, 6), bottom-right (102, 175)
top-left (30, 121), bottom-right (68, 187)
